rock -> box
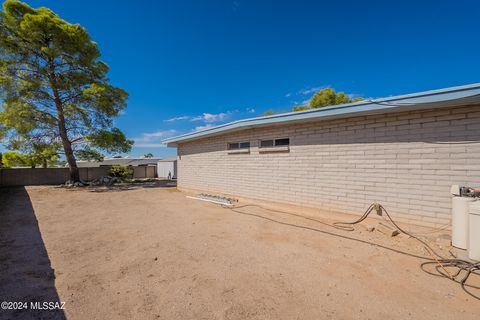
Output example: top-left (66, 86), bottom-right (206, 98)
top-left (376, 222), bottom-right (400, 237)
top-left (90, 176), bottom-right (118, 186)
top-left (365, 225), bottom-right (375, 232)
top-left (64, 180), bottom-right (75, 188)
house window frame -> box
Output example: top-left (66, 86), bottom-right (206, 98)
top-left (259, 138), bottom-right (290, 148)
top-left (227, 141), bottom-right (251, 150)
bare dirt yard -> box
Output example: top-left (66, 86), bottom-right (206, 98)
top-left (0, 184), bottom-right (479, 320)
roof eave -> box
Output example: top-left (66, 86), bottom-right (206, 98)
top-left (163, 83), bottom-right (480, 147)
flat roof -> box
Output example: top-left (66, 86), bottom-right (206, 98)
top-left (157, 157), bottom-right (177, 162)
top-left (163, 83), bottom-right (480, 147)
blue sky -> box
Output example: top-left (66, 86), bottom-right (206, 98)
top-left (4, 0), bottom-right (480, 157)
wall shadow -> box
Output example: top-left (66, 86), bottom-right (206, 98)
top-left (0, 187), bottom-right (66, 320)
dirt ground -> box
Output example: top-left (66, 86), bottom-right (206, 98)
top-left (0, 184), bottom-right (479, 320)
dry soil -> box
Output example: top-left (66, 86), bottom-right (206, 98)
top-left (0, 184), bottom-right (479, 320)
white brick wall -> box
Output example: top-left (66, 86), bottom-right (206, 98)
top-left (177, 105), bottom-right (480, 227)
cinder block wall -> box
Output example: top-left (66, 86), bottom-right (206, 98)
top-left (0, 166), bottom-right (157, 187)
top-left (177, 105), bottom-right (480, 227)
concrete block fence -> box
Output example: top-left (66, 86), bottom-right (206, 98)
top-left (0, 166), bottom-right (157, 187)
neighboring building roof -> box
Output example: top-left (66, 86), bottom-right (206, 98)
top-left (163, 83), bottom-right (480, 147)
top-left (76, 157), bottom-right (163, 168)
top-left (157, 157), bottom-right (177, 162)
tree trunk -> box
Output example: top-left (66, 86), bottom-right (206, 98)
top-left (57, 113), bottom-right (79, 181)
top-left (48, 60), bottom-right (80, 182)
top-left (42, 159), bottom-right (47, 168)
top-left (59, 123), bottom-right (79, 182)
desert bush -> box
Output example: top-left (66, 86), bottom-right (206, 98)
top-left (109, 165), bottom-right (133, 181)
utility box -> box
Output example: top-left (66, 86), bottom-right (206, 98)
top-left (452, 196), bottom-right (476, 249)
top-left (468, 200), bottom-right (480, 261)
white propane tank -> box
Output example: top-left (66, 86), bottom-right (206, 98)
top-left (468, 200), bottom-right (480, 261)
top-left (452, 196), bottom-right (475, 249)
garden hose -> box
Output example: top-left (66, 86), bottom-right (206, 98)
top-left (221, 202), bottom-right (480, 300)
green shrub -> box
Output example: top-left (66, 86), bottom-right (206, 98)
top-left (109, 165), bottom-right (133, 181)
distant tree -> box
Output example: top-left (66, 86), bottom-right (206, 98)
top-left (0, 1), bottom-right (133, 181)
top-left (352, 97), bottom-right (365, 102)
top-left (28, 143), bottom-right (59, 168)
top-left (76, 148), bottom-right (104, 162)
top-left (144, 153), bottom-right (154, 158)
top-left (293, 88), bottom-right (364, 112)
top-left (6, 134), bottom-right (60, 168)
top-left (2, 151), bottom-right (31, 168)
top-left (262, 110), bottom-right (277, 116)
top-left (1, 148), bottom-right (58, 168)
top-left (292, 105), bottom-right (310, 112)
top-left (310, 88), bottom-right (350, 109)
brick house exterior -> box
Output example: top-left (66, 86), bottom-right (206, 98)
top-left (165, 85), bottom-right (480, 227)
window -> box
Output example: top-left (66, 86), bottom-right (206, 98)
top-left (260, 140), bottom-right (274, 148)
top-left (228, 141), bottom-right (250, 150)
top-left (228, 142), bottom-right (239, 150)
top-left (239, 142), bottom-right (250, 149)
top-left (275, 138), bottom-right (290, 146)
top-left (260, 138), bottom-right (290, 148)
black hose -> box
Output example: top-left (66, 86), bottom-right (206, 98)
top-left (332, 203), bottom-right (375, 231)
top-left (222, 202), bottom-right (480, 301)
top-left (223, 205), bottom-right (432, 260)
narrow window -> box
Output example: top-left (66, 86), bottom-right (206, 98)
top-left (260, 138), bottom-right (290, 148)
top-left (228, 143), bottom-right (239, 150)
top-left (228, 142), bottom-right (250, 150)
top-left (260, 139), bottom-right (274, 148)
top-left (275, 138), bottom-right (290, 146)
top-left (239, 142), bottom-right (250, 149)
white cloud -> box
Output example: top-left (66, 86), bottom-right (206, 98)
top-left (286, 85), bottom-right (330, 99)
top-left (192, 124), bottom-right (214, 132)
top-left (133, 129), bottom-right (177, 148)
top-left (300, 86), bottom-right (326, 95)
top-left (189, 115), bottom-right (202, 121)
top-left (189, 112), bottom-right (228, 122)
top-left (164, 116), bottom-right (190, 122)
top-left (134, 143), bottom-right (167, 148)
top-left (138, 129), bottom-right (177, 141)
top-left (164, 112), bottom-right (232, 123)
top-left (246, 107), bottom-right (256, 113)
top-left (201, 113), bottom-right (227, 122)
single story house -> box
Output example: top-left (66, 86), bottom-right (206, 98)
top-left (76, 157), bottom-right (162, 168)
top-left (163, 84), bottom-right (480, 227)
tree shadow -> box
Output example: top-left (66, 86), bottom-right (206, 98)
top-left (86, 179), bottom-right (177, 193)
top-left (0, 187), bottom-right (66, 320)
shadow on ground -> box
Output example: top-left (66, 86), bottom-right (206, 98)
top-left (0, 187), bottom-right (66, 320)
top-left (85, 179), bottom-right (177, 193)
